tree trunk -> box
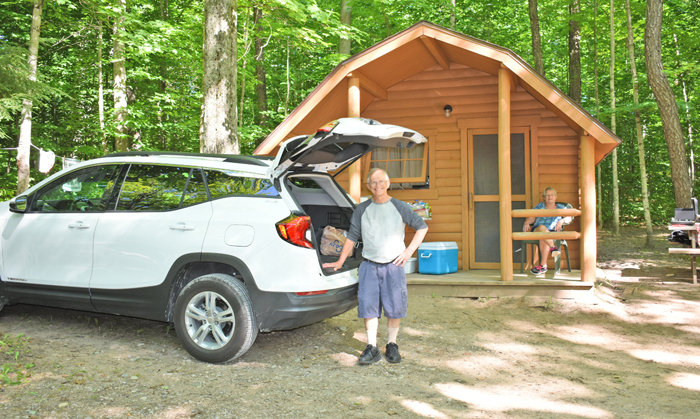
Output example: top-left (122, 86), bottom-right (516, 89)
top-left (645, 0), bottom-right (692, 208)
top-left (254, 7), bottom-right (268, 127)
top-left (284, 36), bottom-right (290, 116)
top-left (238, 7), bottom-right (250, 131)
top-left (200, 0), bottom-right (239, 154)
top-left (158, 0), bottom-right (169, 150)
top-left (625, 0), bottom-right (653, 245)
top-left (528, 0), bottom-right (545, 76)
top-left (16, 0), bottom-right (43, 195)
top-left (381, 1), bottom-right (389, 37)
top-left (593, 0), bottom-right (602, 228)
top-left (611, 0), bottom-right (620, 235)
top-left (568, 0), bottom-right (581, 103)
top-left (339, 0), bottom-right (351, 55)
top-left (450, 0), bottom-right (456, 30)
top-left (113, 0), bottom-right (129, 151)
top-left (98, 22), bottom-right (107, 154)
top-left (673, 33), bottom-right (694, 184)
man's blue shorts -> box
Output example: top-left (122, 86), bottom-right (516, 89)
top-left (357, 260), bottom-right (407, 319)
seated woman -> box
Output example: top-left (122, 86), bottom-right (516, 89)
top-left (523, 187), bottom-right (571, 274)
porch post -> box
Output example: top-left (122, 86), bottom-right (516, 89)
top-left (580, 134), bottom-right (597, 282)
top-left (347, 77), bottom-right (362, 203)
top-left (498, 67), bottom-right (513, 281)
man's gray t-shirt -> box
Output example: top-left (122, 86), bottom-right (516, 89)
top-left (347, 198), bottom-right (428, 263)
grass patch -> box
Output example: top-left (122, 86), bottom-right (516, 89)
top-left (0, 333), bottom-right (35, 385)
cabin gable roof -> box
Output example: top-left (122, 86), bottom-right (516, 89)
top-left (255, 21), bottom-right (621, 163)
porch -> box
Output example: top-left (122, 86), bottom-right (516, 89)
top-left (407, 269), bottom-right (593, 299)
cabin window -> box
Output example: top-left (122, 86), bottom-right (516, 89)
top-left (368, 143), bottom-right (428, 188)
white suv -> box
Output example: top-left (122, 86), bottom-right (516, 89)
top-left (0, 118), bottom-right (425, 363)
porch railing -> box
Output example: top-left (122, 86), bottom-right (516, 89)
top-left (510, 208), bottom-right (582, 241)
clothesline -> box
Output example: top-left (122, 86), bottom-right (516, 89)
top-left (1, 143), bottom-right (76, 173)
top-left (2, 143), bottom-right (43, 151)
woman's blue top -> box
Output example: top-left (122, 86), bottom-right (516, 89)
top-left (532, 202), bottom-right (568, 231)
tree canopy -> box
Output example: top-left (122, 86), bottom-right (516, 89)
top-left (1, 0), bottom-right (698, 225)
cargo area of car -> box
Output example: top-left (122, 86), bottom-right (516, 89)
top-left (284, 173), bottom-right (363, 271)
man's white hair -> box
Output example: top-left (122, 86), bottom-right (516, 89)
top-left (367, 167), bottom-right (390, 183)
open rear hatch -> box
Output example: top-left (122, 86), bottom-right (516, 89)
top-left (270, 118), bottom-right (426, 274)
top-left (269, 118), bottom-right (426, 181)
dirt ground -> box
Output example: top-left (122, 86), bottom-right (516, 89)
top-left (1, 226), bottom-right (699, 419)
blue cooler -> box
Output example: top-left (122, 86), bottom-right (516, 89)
top-left (418, 242), bottom-right (458, 274)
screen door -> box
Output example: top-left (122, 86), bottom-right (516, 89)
top-left (467, 129), bottom-right (530, 269)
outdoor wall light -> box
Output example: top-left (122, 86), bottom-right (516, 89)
top-left (444, 104), bottom-right (453, 118)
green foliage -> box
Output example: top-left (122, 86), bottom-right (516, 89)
top-left (0, 334), bottom-right (34, 386)
top-left (543, 295), bottom-right (561, 311)
top-left (0, 45), bottom-right (62, 140)
top-left (0, 0), bottom-right (697, 227)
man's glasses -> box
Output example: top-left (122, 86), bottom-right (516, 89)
top-left (369, 180), bottom-right (388, 187)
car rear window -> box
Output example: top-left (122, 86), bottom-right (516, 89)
top-left (204, 169), bottom-right (279, 199)
top-left (116, 164), bottom-right (192, 211)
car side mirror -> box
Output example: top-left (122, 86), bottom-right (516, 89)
top-left (9, 195), bottom-right (28, 213)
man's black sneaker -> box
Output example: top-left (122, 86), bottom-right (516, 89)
top-left (358, 344), bottom-right (381, 365)
top-left (385, 342), bottom-right (402, 364)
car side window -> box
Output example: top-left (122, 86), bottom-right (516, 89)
top-left (204, 169), bottom-right (279, 199)
top-left (30, 164), bottom-right (122, 212)
top-left (116, 164), bottom-right (191, 211)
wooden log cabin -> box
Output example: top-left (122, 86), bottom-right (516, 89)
top-left (255, 21), bottom-right (621, 288)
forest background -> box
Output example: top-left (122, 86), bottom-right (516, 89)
top-left (1, 0), bottom-right (698, 229)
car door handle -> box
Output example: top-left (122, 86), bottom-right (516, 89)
top-left (170, 223), bottom-right (195, 231)
top-left (68, 222), bottom-right (90, 229)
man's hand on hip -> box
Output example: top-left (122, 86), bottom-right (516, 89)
top-left (393, 249), bottom-right (413, 267)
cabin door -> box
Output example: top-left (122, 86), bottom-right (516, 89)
top-left (466, 129), bottom-right (530, 269)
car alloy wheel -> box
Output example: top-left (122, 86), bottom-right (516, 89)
top-left (184, 290), bottom-right (235, 350)
top-left (174, 274), bottom-right (257, 363)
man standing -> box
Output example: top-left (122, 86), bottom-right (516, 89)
top-left (323, 168), bottom-right (428, 364)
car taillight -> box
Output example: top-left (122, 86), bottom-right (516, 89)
top-left (295, 290), bottom-right (328, 296)
top-left (276, 214), bottom-right (314, 249)
top-left (316, 120), bottom-right (339, 133)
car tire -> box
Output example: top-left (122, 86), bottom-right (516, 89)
top-left (174, 273), bottom-right (258, 363)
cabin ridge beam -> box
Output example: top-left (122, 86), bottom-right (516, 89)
top-left (420, 36), bottom-right (450, 70)
top-left (498, 68), bottom-right (513, 281)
